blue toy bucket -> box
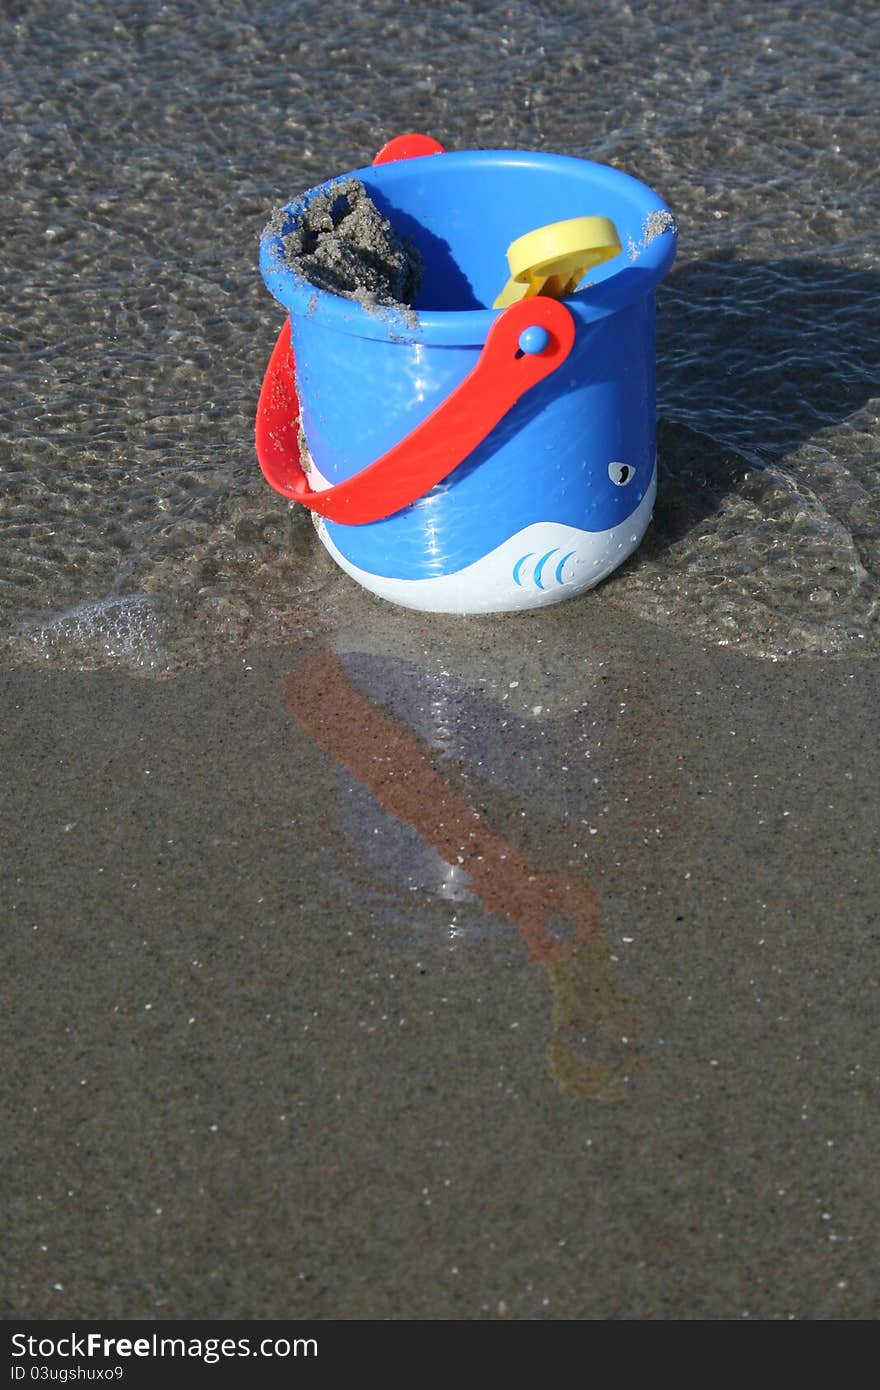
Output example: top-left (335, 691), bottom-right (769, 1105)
top-left (257, 138), bottom-right (677, 613)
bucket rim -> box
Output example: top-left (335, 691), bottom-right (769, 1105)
top-left (259, 148), bottom-right (677, 347)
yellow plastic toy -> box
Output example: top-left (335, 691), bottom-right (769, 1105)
top-left (493, 215), bottom-right (622, 308)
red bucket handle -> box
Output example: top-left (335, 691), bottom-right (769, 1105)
top-left (255, 297), bottom-right (574, 526)
top-left (372, 132), bottom-right (446, 164)
top-left (255, 133), bottom-right (576, 526)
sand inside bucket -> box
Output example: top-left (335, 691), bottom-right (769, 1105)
top-left (266, 178), bottom-right (423, 311)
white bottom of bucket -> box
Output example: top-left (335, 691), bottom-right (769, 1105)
top-left (313, 465), bottom-right (656, 615)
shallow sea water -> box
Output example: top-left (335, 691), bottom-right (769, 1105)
top-left (2, 0), bottom-right (878, 670)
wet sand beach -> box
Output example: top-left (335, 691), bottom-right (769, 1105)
top-left (4, 597), bottom-right (879, 1319)
top-left (2, 0), bottom-right (879, 1321)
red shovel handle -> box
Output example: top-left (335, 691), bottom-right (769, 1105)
top-left (255, 296), bottom-right (575, 526)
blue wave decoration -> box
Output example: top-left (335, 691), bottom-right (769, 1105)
top-left (555, 550), bottom-right (576, 584)
top-left (533, 549), bottom-right (557, 590)
top-left (512, 553), bottom-right (534, 587)
top-left (513, 547), bottom-right (576, 589)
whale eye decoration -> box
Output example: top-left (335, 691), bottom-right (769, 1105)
top-left (608, 461), bottom-right (634, 486)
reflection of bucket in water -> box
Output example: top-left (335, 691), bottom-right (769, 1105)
top-left (285, 643), bottom-right (647, 1100)
top-left (257, 136), bottom-right (677, 614)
